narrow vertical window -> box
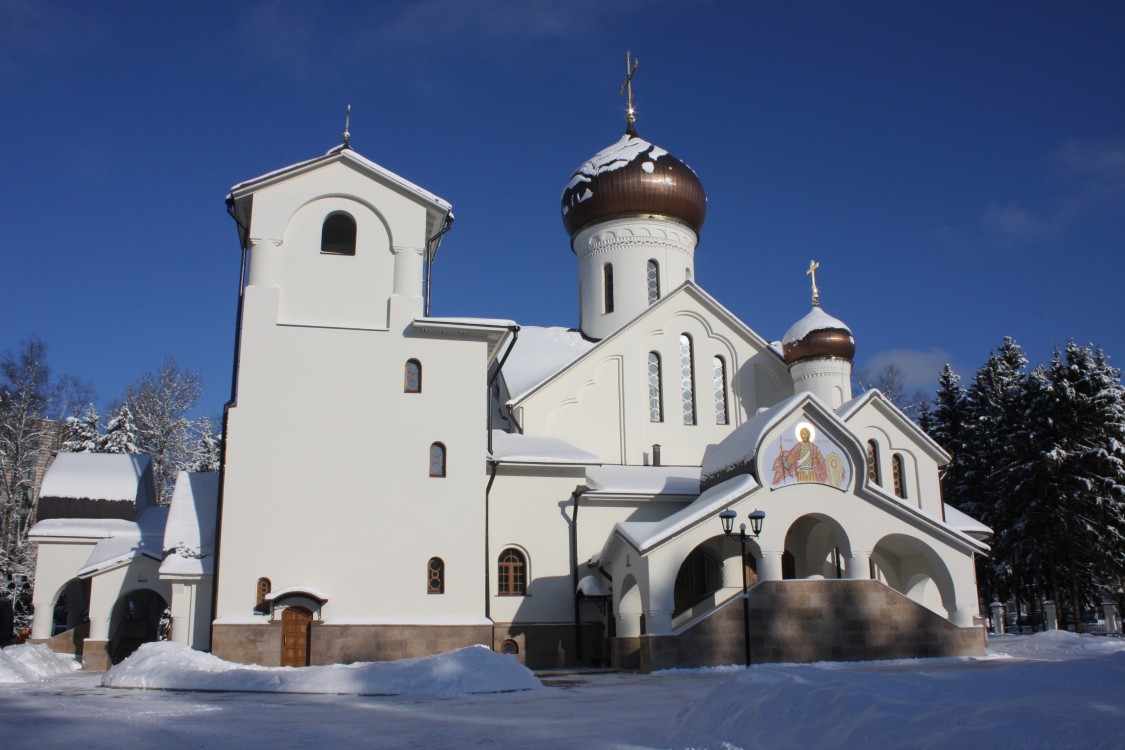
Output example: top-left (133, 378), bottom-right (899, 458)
top-left (321, 212), bottom-right (357, 255)
top-left (427, 557), bottom-right (444, 594)
top-left (867, 440), bottom-right (880, 485)
top-left (646, 259), bottom-right (660, 304)
top-left (255, 577), bottom-right (271, 609)
top-left (892, 454), bottom-right (906, 499)
top-left (680, 334), bottom-right (696, 425)
top-left (404, 359), bottom-right (421, 393)
top-left (648, 352), bottom-right (663, 422)
top-left (603, 263), bottom-right (615, 313)
top-left (429, 442), bottom-right (446, 477)
top-left (498, 548), bottom-right (527, 596)
top-left (713, 356), bottom-right (729, 425)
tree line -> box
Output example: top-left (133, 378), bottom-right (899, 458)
top-left (0, 336), bottom-right (219, 639)
top-left (911, 339), bottom-right (1125, 630)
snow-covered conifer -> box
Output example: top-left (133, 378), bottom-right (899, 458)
top-left (101, 404), bottom-right (139, 454)
top-left (62, 403), bottom-right (101, 452)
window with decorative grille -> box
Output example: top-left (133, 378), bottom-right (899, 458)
top-left (713, 356), bottom-right (728, 425)
top-left (405, 359), bottom-right (421, 393)
top-left (867, 440), bottom-right (880, 485)
top-left (680, 334), bottom-right (696, 425)
top-left (646, 259), bottom-right (660, 304)
top-left (429, 442), bottom-right (446, 477)
top-left (427, 557), bottom-right (444, 594)
top-left (498, 548), bottom-right (527, 596)
top-left (648, 352), bottom-right (663, 422)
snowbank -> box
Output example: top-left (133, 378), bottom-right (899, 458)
top-left (101, 642), bottom-right (542, 696)
top-left (0, 644), bottom-right (80, 683)
top-left (987, 629), bottom-right (1125, 660)
top-left (670, 631), bottom-right (1125, 749)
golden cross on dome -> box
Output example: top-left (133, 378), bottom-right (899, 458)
top-left (807, 260), bottom-right (821, 307)
top-left (619, 51), bottom-right (639, 126)
top-left (343, 104), bottom-right (351, 148)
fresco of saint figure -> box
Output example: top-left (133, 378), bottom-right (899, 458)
top-left (772, 426), bottom-right (828, 484)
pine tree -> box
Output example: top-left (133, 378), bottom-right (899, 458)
top-left (62, 403), bottom-right (101, 452)
top-left (928, 365), bottom-right (970, 508)
top-left (101, 404), bottom-right (139, 454)
top-left (188, 419), bottom-right (222, 473)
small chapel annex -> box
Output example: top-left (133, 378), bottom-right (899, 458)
top-left (30, 100), bottom-right (991, 672)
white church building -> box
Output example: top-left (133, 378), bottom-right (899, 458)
top-left (30, 109), bottom-right (991, 671)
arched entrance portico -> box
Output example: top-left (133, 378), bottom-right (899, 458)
top-left (783, 514), bottom-right (852, 580)
top-left (108, 588), bottom-right (168, 664)
top-left (871, 534), bottom-right (956, 618)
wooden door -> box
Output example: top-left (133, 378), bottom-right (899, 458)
top-left (280, 607), bottom-right (312, 667)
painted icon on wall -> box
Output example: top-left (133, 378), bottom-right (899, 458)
top-left (769, 422), bottom-right (850, 490)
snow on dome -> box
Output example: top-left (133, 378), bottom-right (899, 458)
top-left (782, 306), bottom-right (855, 365)
top-left (38, 453), bottom-right (153, 503)
top-left (490, 431), bottom-right (601, 465)
top-left (561, 129), bottom-right (706, 237)
top-left (501, 326), bottom-right (596, 404)
top-left (782, 306), bottom-right (851, 345)
top-left (161, 472), bottom-right (219, 577)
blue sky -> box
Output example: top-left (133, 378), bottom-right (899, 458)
top-left (2, 0), bottom-right (1123, 418)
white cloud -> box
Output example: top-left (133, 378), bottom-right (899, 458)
top-left (860, 347), bottom-right (957, 394)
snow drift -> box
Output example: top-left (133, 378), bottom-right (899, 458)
top-left (0, 644), bottom-right (80, 683)
top-left (101, 642), bottom-right (542, 696)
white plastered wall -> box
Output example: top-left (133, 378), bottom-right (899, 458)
top-left (30, 539), bottom-right (98, 640)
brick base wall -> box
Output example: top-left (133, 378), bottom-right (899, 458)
top-left (622, 580), bottom-right (985, 672)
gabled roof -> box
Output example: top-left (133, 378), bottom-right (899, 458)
top-left (227, 145), bottom-right (453, 257)
top-left (507, 282), bottom-right (784, 409)
top-left (39, 453), bottom-right (153, 504)
top-left (77, 506), bottom-right (167, 578)
top-left (837, 388), bottom-right (951, 464)
top-left (161, 472), bottom-right (220, 578)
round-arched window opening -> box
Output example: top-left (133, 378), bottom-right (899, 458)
top-left (321, 212), bottom-right (357, 255)
top-left (500, 639), bottom-right (519, 655)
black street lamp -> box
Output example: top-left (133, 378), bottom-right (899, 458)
top-left (719, 508), bottom-right (766, 667)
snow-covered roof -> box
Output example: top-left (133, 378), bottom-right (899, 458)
top-left (160, 472), bottom-right (220, 577)
top-left (412, 317), bottom-right (517, 364)
top-left (585, 465), bottom-right (700, 496)
top-left (942, 504), bottom-right (993, 541)
top-left (605, 475), bottom-right (758, 557)
top-left (229, 145), bottom-right (452, 212)
top-left (489, 431), bottom-right (601, 465)
top-left (78, 507), bottom-right (167, 577)
top-left (700, 393), bottom-right (809, 488)
top-left (416, 316), bottom-right (517, 328)
top-left (501, 326), bottom-right (596, 403)
top-left (28, 518), bottom-right (140, 540)
top-left (782, 306), bottom-right (851, 344)
top-left (38, 453), bottom-right (153, 504)
top-left (576, 575), bottom-right (611, 597)
top-left (264, 585), bottom-right (329, 603)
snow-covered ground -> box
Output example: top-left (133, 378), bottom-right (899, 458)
top-left (0, 632), bottom-right (1122, 749)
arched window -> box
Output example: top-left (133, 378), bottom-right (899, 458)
top-left (647, 352), bottom-right (663, 422)
top-left (603, 263), bottom-right (614, 313)
top-left (405, 359), bottom-right (422, 393)
top-left (867, 440), bottom-right (881, 485)
top-left (500, 639), bottom-right (519, 655)
top-left (892, 454), bottom-right (906, 499)
top-left (713, 356), bottom-right (729, 425)
top-left (429, 442), bottom-right (446, 477)
top-left (255, 577), bottom-right (271, 609)
top-left (321, 212), bottom-right (357, 255)
top-left (497, 548), bottom-right (527, 596)
top-left (680, 334), bottom-right (696, 425)
top-left (427, 557), bottom-right (444, 594)
top-left (646, 259), bottom-right (660, 304)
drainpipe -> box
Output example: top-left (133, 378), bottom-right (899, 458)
top-left (570, 484), bottom-right (589, 662)
top-left (487, 327), bottom-right (519, 455)
top-left (210, 198), bottom-right (251, 651)
top-left (485, 460), bottom-right (499, 622)
top-left (423, 213), bottom-right (454, 317)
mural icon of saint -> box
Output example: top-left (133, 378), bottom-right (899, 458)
top-left (772, 426), bottom-right (828, 485)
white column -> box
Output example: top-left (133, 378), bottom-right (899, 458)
top-left (758, 550), bottom-right (784, 582)
top-left (87, 614), bottom-right (110, 641)
top-left (644, 609), bottom-right (673, 636)
top-left (1044, 600), bottom-right (1058, 630)
top-left (30, 603), bottom-right (54, 640)
top-left (990, 601), bottom-right (1005, 634)
top-left (616, 612), bottom-right (642, 638)
top-left (845, 550), bottom-right (872, 580)
top-left (949, 605), bottom-right (976, 628)
top-left (1102, 601), bottom-right (1119, 634)
top-left (245, 239), bottom-right (281, 287)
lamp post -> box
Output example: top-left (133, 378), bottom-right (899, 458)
top-left (719, 508), bottom-right (765, 667)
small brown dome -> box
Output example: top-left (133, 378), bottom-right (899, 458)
top-left (782, 307), bottom-right (856, 365)
top-left (561, 127), bottom-right (706, 237)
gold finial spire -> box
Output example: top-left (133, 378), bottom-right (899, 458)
top-left (343, 104), bottom-right (351, 148)
top-left (619, 51), bottom-right (639, 132)
top-left (806, 260), bottom-right (821, 307)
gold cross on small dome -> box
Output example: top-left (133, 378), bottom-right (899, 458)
top-left (620, 51), bottom-right (639, 126)
top-left (807, 260), bottom-right (820, 307)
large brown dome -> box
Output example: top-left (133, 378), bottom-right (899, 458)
top-left (561, 127), bottom-right (706, 237)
